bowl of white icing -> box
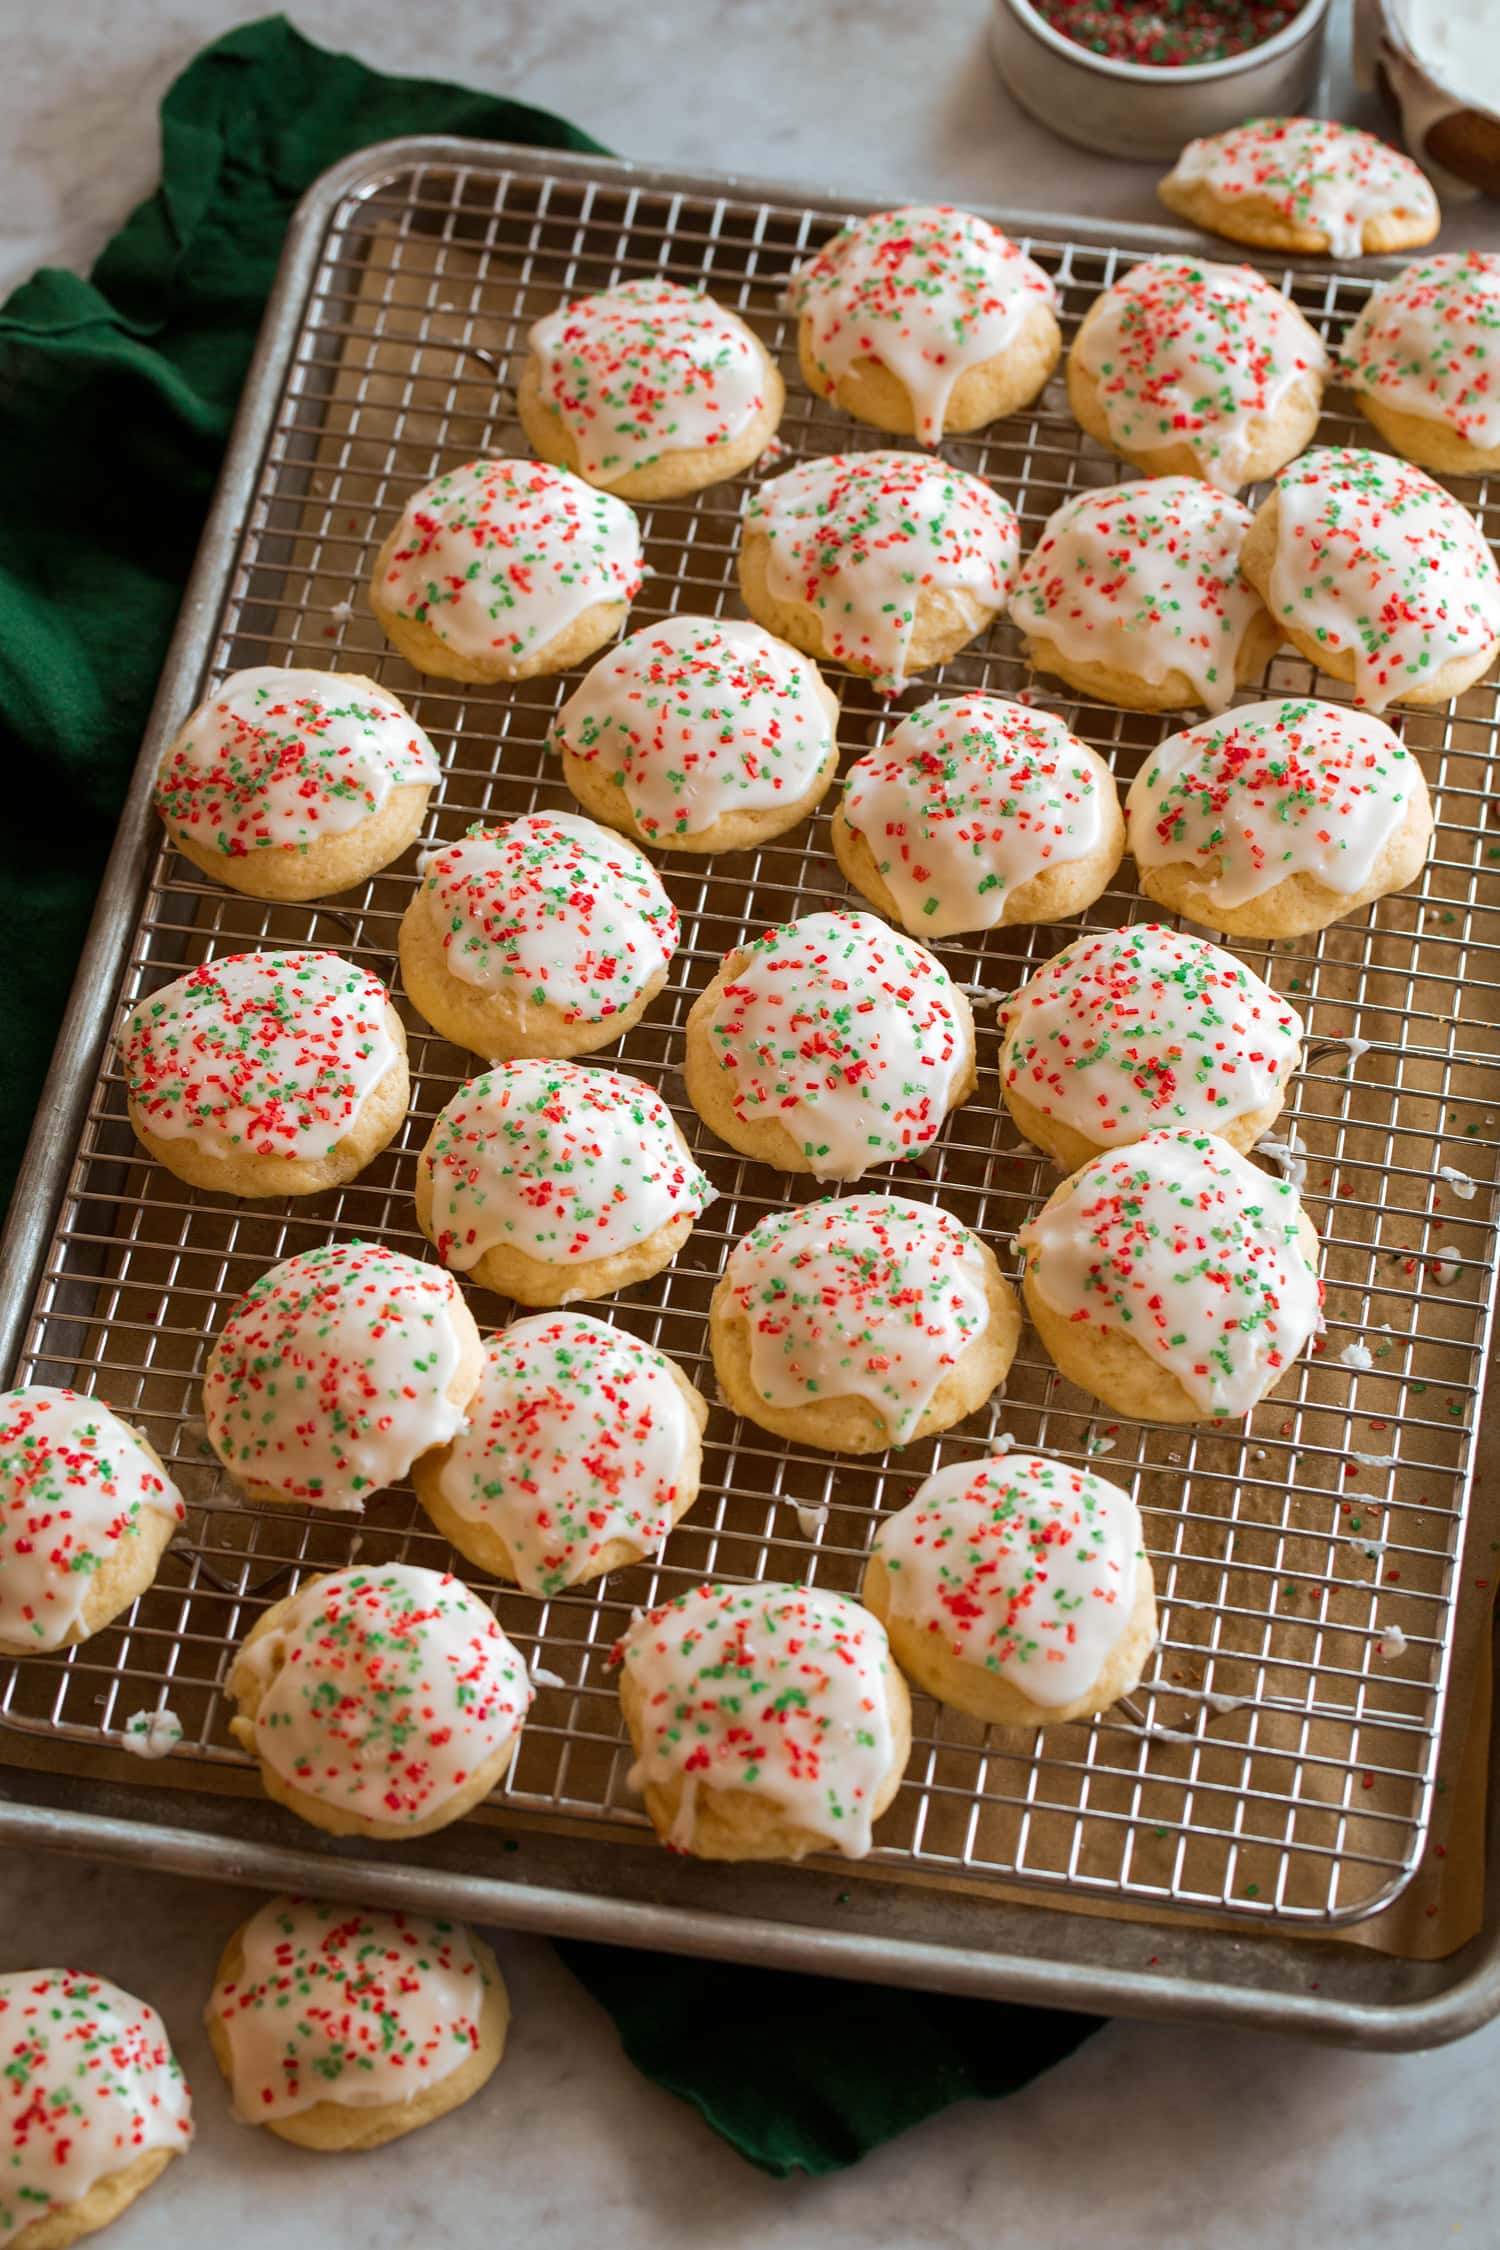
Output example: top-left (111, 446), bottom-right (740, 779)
top-left (1358, 0), bottom-right (1500, 197)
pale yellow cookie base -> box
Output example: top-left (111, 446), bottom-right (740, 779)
top-left (796, 299), bottom-right (1062, 440)
top-left (1020, 605), bottom-right (1281, 713)
top-left (399, 893), bottom-right (669, 1062)
top-left (9, 2150), bottom-right (180, 2250)
top-left (830, 786), bottom-right (1124, 936)
top-left (1350, 392), bottom-right (1500, 479)
top-left (1066, 326), bottom-right (1323, 490)
top-left (1157, 174), bottom-right (1439, 256)
top-left (1001, 1068), bottom-right (1297, 1176)
top-left (738, 525), bottom-right (1001, 683)
top-left (162, 785), bottom-right (433, 903)
top-left (0, 1423), bottom-right (180, 1661)
top-left (369, 524), bottom-right (630, 683)
top-left (517, 337), bottom-right (785, 499)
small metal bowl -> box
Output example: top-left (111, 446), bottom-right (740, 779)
top-left (990, 0), bottom-right (1333, 163)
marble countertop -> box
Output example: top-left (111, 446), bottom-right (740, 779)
top-left (5, 4), bottom-right (1500, 2245)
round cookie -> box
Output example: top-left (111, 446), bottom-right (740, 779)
top-left (206, 1897), bottom-right (507, 2152)
top-left (517, 276), bottom-right (784, 499)
top-left (684, 909), bottom-right (976, 1181)
top-left (226, 1562), bottom-right (532, 1841)
top-left (1126, 697), bottom-right (1433, 938)
top-left (1018, 1127), bottom-right (1323, 1424)
top-left (710, 1194), bottom-right (1019, 1453)
top-left (1240, 446), bottom-right (1500, 710)
top-left (0, 1970), bottom-right (193, 2250)
top-left (153, 667), bottom-right (440, 902)
top-left (739, 451), bottom-right (1019, 691)
top-left (1067, 254), bottom-right (1327, 491)
top-left (414, 1059), bottom-right (714, 1307)
top-left (1000, 923), bottom-right (1305, 1171)
top-left (1339, 253), bottom-right (1500, 475)
top-left (412, 1313), bottom-right (707, 1591)
top-left (786, 203), bottom-right (1061, 443)
top-left (369, 458), bottom-right (643, 683)
top-left (1009, 477), bottom-right (1280, 712)
top-left (0, 1388), bottom-right (184, 1660)
top-left (831, 693), bottom-right (1123, 936)
top-left (398, 811), bottom-right (678, 1062)
top-left (203, 1240), bottom-right (483, 1511)
top-left (616, 1580), bottom-right (911, 1861)
top-left (1158, 117), bottom-right (1440, 258)
top-left (863, 1451), bottom-right (1157, 1728)
top-left (550, 614), bottom-right (840, 853)
top-left (119, 950), bottom-right (408, 1198)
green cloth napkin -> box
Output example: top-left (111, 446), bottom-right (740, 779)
top-left (0, 12), bottom-right (1099, 2173)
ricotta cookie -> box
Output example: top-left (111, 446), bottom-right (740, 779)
top-left (1159, 117), bottom-right (1440, 257)
top-left (414, 1059), bottom-right (714, 1307)
top-left (398, 812), bottom-right (678, 1062)
top-left (1068, 255), bottom-right (1327, 490)
top-left (119, 950), bottom-right (407, 1198)
top-left (787, 203), bottom-right (1061, 443)
top-left (863, 1451), bottom-right (1157, 1727)
top-left (739, 451), bottom-right (1019, 691)
top-left (412, 1313), bottom-right (707, 1590)
top-left (615, 1580), bottom-right (911, 1861)
top-left (518, 276), bottom-right (783, 499)
top-left (0, 1970), bottom-right (193, 2250)
top-left (831, 694), bottom-right (1124, 935)
top-left (1018, 1127), bottom-right (1322, 1423)
top-left (1339, 253), bottom-right (1500, 475)
top-left (206, 1897), bottom-right (507, 2152)
top-left (0, 1388), bottom-right (184, 1659)
top-left (204, 1240), bottom-right (483, 1510)
top-left (153, 668), bottom-right (440, 902)
top-left (1001, 923), bottom-right (1304, 1171)
top-left (684, 909), bottom-right (976, 1180)
top-left (370, 458), bottom-right (643, 682)
top-left (710, 1195), bottom-right (1018, 1453)
top-left (1126, 697), bottom-right (1433, 937)
top-left (550, 615), bottom-right (840, 853)
top-left (227, 1563), bottom-right (532, 1840)
top-left (1240, 447), bottom-right (1500, 709)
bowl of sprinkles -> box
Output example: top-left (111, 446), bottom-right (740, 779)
top-left (991, 0), bottom-right (1333, 160)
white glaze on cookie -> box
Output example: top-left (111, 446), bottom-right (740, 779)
top-left (1164, 117), bottom-right (1439, 259)
top-left (1340, 252), bottom-right (1500, 451)
top-left (841, 694), bottom-right (1115, 936)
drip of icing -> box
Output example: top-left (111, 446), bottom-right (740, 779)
top-left (1164, 118), bottom-right (1439, 260)
top-left (121, 1708), bottom-right (183, 1760)
top-left (795, 1501), bottom-right (830, 1539)
top-left (1255, 1128), bottom-right (1308, 1192)
top-left (423, 1059), bottom-right (713, 1271)
top-left (1018, 1128), bottom-right (1322, 1417)
top-left (0, 1388), bottom-right (183, 1652)
top-left (530, 1658), bottom-right (568, 1689)
top-left (1338, 1033), bottom-right (1371, 1069)
top-left (840, 695), bottom-right (1114, 937)
top-left (615, 1580), bottom-right (898, 1856)
top-left (787, 204), bottom-right (1057, 445)
top-left (1341, 1340), bottom-right (1375, 1370)
top-left (744, 451), bottom-right (1019, 691)
top-left (1438, 1165), bottom-right (1478, 1201)
top-left (1377, 1621), bottom-right (1409, 1659)
top-left (1009, 478), bottom-right (1264, 712)
top-left (702, 909), bottom-right (971, 1179)
top-left (722, 1194), bottom-right (993, 1441)
top-left (1340, 253), bottom-right (1500, 452)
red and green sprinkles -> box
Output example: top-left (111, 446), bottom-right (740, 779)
top-left (1035, 0), bottom-right (1297, 66)
top-left (1340, 253), bottom-right (1500, 451)
top-left (1168, 118), bottom-right (1437, 260)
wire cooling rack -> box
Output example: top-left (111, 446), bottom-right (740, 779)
top-left (5, 142), bottom-right (1500, 1947)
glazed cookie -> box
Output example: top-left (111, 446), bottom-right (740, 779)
top-left (119, 950), bottom-right (407, 1198)
top-left (739, 451), bottom-right (1019, 691)
top-left (1067, 255), bottom-right (1327, 490)
top-left (1159, 117), bottom-right (1440, 257)
top-left (863, 1451), bottom-right (1157, 1727)
top-left (414, 1059), bottom-right (714, 1307)
top-left (153, 668), bottom-right (440, 902)
top-left (398, 811), bottom-right (678, 1062)
top-left (1240, 446), bottom-right (1500, 710)
top-left (0, 1388), bottom-right (184, 1659)
top-left (550, 615), bottom-right (840, 853)
top-left (684, 909), bottom-right (976, 1181)
top-left (1339, 252), bottom-right (1500, 475)
top-left (710, 1195), bottom-right (1018, 1453)
top-left (831, 693), bottom-right (1124, 936)
top-left (412, 1313), bottom-right (707, 1591)
top-left (518, 277), bottom-right (784, 499)
top-left (1000, 923), bottom-right (1304, 1171)
top-left (1018, 1127), bottom-right (1323, 1423)
top-left (1126, 697), bottom-right (1433, 938)
top-left (0, 1970), bottom-right (193, 2250)
top-left (786, 203), bottom-right (1060, 443)
top-left (203, 1240), bottom-right (483, 1511)
top-left (227, 1563), bottom-right (532, 1840)
top-left (1010, 478), bottom-right (1279, 712)
top-left (206, 1897), bottom-right (507, 2152)
top-left (615, 1580), bottom-right (911, 1861)
top-left (370, 458), bottom-right (643, 683)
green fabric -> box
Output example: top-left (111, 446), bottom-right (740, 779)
top-left (0, 12), bottom-right (1101, 2172)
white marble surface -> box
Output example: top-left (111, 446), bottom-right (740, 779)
top-left (5, 4), bottom-right (1500, 2244)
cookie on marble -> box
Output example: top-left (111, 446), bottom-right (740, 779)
top-left (1158, 117), bottom-right (1440, 257)
top-left (1339, 252), bottom-right (1500, 475)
